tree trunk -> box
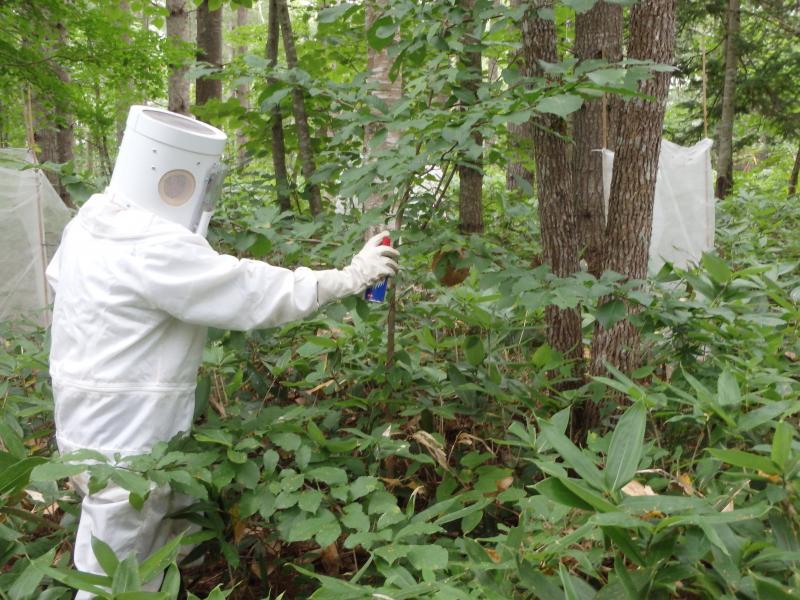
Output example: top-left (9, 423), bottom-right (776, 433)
top-left (505, 0), bottom-right (532, 192)
top-left (590, 0), bottom-right (677, 382)
top-left (573, 1), bottom-right (623, 276)
top-left (457, 0), bottom-right (484, 235)
top-left (167, 0), bottom-right (191, 115)
top-left (521, 2), bottom-right (582, 362)
top-left (32, 22), bottom-right (75, 208)
top-left (505, 122), bottom-right (534, 191)
top-left (196, 0), bottom-right (223, 106)
top-left (276, 0), bottom-right (323, 216)
top-left (235, 6), bottom-right (250, 167)
top-left (267, 0), bottom-right (291, 212)
top-left (364, 0), bottom-right (403, 234)
top-left (789, 144), bottom-right (800, 197)
top-left (715, 0), bottom-right (740, 199)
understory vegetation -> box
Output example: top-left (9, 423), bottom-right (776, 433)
top-left (2, 0), bottom-right (800, 598)
top-left (4, 165), bottom-right (800, 598)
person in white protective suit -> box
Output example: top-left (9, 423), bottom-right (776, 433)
top-left (46, 105), bottom-right (399, 596)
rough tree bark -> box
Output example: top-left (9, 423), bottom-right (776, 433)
top-left (33, 21), bottom-right (75, 208)
top-left (364, 0), bottom-right (403, 234)
top-left (521, 1), bottom-right (582, 363)
top-left (276, 0), bottom-right (323, 216)
top-left (505, 121), bottom-right (534, 191)
top-left (715, 0), bottom-right (740, 199)
top-left (505, 0), bottom-right (532, 192)
top-left (235, 6), bottom-right (250, 167)
top-left (790, 144), bottom-right (800, 197)
top-left (167, 0), bottom-right (191, 115)
top-left (590, 0), bottom-right (677, 383)
top-left (196, 0), bottom-right (223, 106)
top-left (266, 0), bottom-right (291, 212)
top-left (457, 0), bottom-right (484, 235)
top-left (573, 1), bottom-right (623, 276)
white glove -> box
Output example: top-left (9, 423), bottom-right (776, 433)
top-left (316, 231), bottom-right (400, 306)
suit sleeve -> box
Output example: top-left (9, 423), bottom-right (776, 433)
top-left (136, 233), bottom-right (320, 331)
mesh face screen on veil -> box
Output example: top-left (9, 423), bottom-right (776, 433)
top-left (158, 170), bottom-right (196, 206)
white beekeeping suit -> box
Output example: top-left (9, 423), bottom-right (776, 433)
top-left (46, 106), bottom-right (398, 597)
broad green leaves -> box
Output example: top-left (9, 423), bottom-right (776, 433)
top-left (605, 402), bottom-right (646, 492)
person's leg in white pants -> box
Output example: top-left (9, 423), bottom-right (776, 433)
top-left (71, 474), bottom-right (173, 599)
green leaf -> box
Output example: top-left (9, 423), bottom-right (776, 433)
top-left (29, 461), bottom-right (86, 482)
top-left (563, 0), bottom-right (598, 13)
top-left (272, 432), bottom-right (301, 452)
top-left (461, 508), bottom-right (483, 534)
top-left (708, 448), bottom-right (779, 476)
top-left (536, 94), bottom-right (583, 118)
top-left (534, 477), bottom-right (594, 511)
top-left (614, 553), bottom-right (641, 598)
top-left (587, 68), bottom-right (627, 86)
top-left (538, 419), bottom-right (605, 491)
top-left (317, 3), bottom-right (353, 23)
top-left (367, 15), bottom-right (396, 50)
top-left (595, 299), bottom-right (627, 329)
top-left (298, 489), bottom-right (324, 513)
top-left (288, 516), bottom-right (329, 543)
top-left (315, 520), bottom-right (342, 548)
top-left (701, 253), bottom-right (733, 285)
top-left (605, 402), bottom-right (646, 491)
top-left (717, 370), bottom-right (742, 407)
top-left (92, 536), bottom-right (119, 576)
top-left (194, 428), bottom-right (233, 447)
top-left (138, 534), bottom-right (183, 583)
top-left (407, 544), bottom-right (449, 571)
top-left (262, 449), bottom-right (280, 474)
top-left (559, 477), bottom-right (616, 512)
top-left (350, 476), bottom-right (380, 500)
top-left (752, 573), bottom-right (800, 599)
top-left (463, 336), bottom-right (485, 367)
top-left (0, 455), bottom-right (47, 495)
top-left (111, 554), bottom-right (141, 593)
top-left (394, 522), bottom-right (444, 542)
top-left (772, 421), bottom-right (794, 473)
top-left (341, 504), bottom-right (370, 531)
top-left (307, 466), bottom-right (348, 486)
top-left (8, 557), bottom-right (46, 600)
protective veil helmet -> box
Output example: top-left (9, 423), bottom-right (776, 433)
top-left (107, 105), bottom-right (228, 236)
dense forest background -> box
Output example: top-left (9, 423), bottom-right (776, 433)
top-left (1, 0), bottom-right (800, 598)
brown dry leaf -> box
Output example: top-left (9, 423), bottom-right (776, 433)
top-left (757, 470), bottom-right (782, 483)
top-left (412, 431), bottom-right (449, 471)
top-left (495, 476), bottom-right (514, 493)
top-left (485, 548), bottom-right (501, 563)
top-left (785, 351), bottom-right (798, 362)
top-left (640, 510), bottom-right (665, 520)
top-left (321, 543), bottom-right (341, 575)
top-left (621, 480), bottom-right (656, 497)
top-left (379, 477), bottom-right (403, 489)
top-left (677, 473), bottom-right (695, 496)
top-left (233, 519), bottom-right (247, 544)
top-left (307, 379), bottom-right (336, 394)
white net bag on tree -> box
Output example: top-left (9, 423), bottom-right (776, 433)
top-left (601, 138), bottom-right (715, 272)
top-left (0, 149), bottom-right (72, 327)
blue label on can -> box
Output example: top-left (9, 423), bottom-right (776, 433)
top-left (365, 277), bottom-right (389, 302)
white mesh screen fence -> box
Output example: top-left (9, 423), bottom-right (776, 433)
top-left (0, 149), bottom-right (72, 327)
top-left (601, 138), bottom-right (715, 272)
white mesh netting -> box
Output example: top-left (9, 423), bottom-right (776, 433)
top-left (0, 149), bottom-right (72, 327)
top-left (601, 138), bottom-right (716, 272)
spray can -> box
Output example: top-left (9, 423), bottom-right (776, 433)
top-left (364, 236), bottom-right (391, 302)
